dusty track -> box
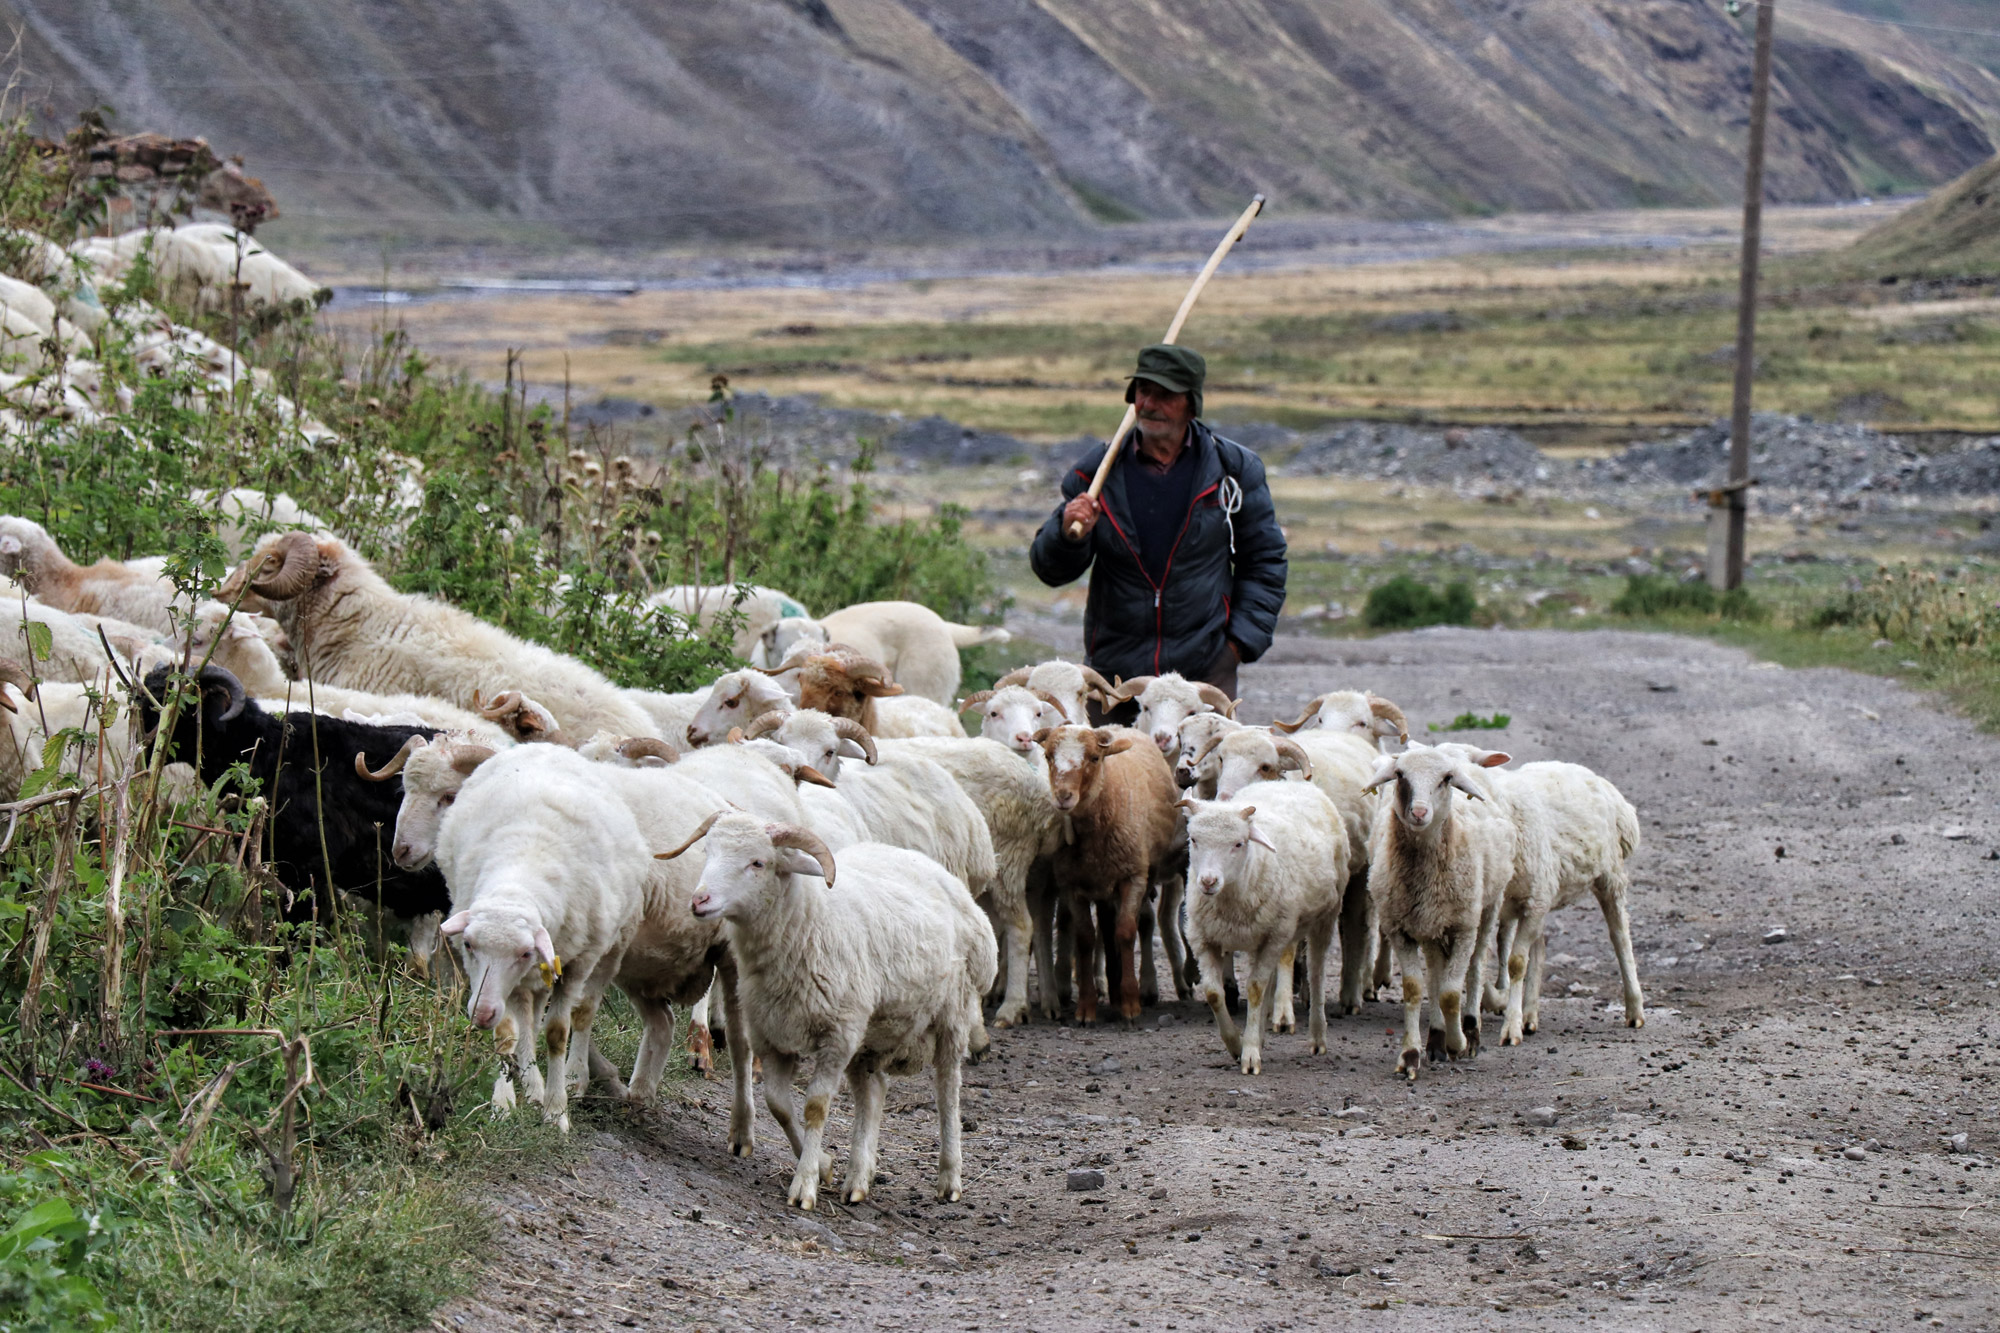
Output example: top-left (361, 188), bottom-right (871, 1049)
top-left (441, 629), bottom-right (2000, 1332)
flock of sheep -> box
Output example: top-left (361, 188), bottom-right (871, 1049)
top-left (0, 498), bottom-right (1647, 1214)
top-left (0, 224), bottom-right (332, 442)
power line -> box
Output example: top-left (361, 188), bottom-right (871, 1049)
top-left (1785, 0), bottom-right (2000, 40)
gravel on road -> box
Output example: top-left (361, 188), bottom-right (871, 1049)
top-left (442, 628), bottom-right (2000, 1333)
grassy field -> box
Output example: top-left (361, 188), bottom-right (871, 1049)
top-left (326, 201), bottom-right (2000, 440)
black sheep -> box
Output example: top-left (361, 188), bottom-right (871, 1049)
top-left (139, 664), bottom-right (449, 923)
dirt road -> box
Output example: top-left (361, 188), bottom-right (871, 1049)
top-left (440, 628), bottom-right (2000, 1332)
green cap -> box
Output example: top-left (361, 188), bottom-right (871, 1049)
top-left (1125, 344), bottom-right (1206, 419)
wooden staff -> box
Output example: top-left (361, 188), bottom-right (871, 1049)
top-left (1067, 193), bottom-right (1266, 540)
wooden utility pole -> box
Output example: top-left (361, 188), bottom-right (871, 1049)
top-left (1714, 0), bottom-right (1776, 591)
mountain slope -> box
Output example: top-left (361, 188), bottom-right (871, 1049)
top-left (13, 0), bottom-right (2000, 244)
top-left (1842, 152), bottom-right (2000, 275)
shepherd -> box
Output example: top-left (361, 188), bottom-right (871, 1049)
top-left (1030, 343), bottom-right (1288, 721)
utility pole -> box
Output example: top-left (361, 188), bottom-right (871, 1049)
top-left (1712, 0), bottom-right (1776, 591)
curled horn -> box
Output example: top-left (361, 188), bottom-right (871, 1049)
top-left (768, 823), bottom-right (837, 885)
top-left (837, 655), bottom-right (891, 684)
top-left (1031, 687), bottom-right (1072, 722)
top-left (0, 657), bottom-right (36, 711)
top-left (740, 711), bottom-right (786, 741)
top-left (1193, 682), bottom-right (1237, 716)
top-left (991, 667), bottom-right (1032, 689)
top-left (1192, 730), bottom-right (1228, 767)
top-left (1273, 736), bottom-right (1314, 779)
top-left (1368, 693), bottom-right (1410, 742)
top-left (248, 532), bottom-right (321, 600)
top-left (449, 744), bottom-right (496, 775)
top-left (477, 690), bottom-right (523, 720)
top-left (831, 716), bottom-right (878, 765)
top-left (1270, 696), bottom-right (1323, 734)
top-left (756, 645), bottom-right (816, 676)
top-left (1078, 665), bottom-right (1116, 702)
top-left (617, 737), bottom-right (679, 765)
top-left (655, 809), bottom-right (726, 861)
top-left (197, 664), bottom-right (246, 722)
top-left (1110, 674), bottom-right (1155, 703)
top-left (957, 690), bottom-right (995, 713)
top-left (355, 734), bottom-right (425, 781)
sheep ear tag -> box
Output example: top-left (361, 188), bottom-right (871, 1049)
top-left (532, 926), bottom-right (560, 984)
top-left (538, 955), bottom-right (563, 986)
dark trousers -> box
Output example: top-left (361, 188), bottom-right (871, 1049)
top-left (1087, 643), bottom-right (1238, 727)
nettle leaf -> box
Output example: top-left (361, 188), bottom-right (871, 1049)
top-left (38, 732), bottom-right (67, 771)
top-left (17, 764), bottom-right (60, 800)
top-left (24, 619), bottom-right (52, 663)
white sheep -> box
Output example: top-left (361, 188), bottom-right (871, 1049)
top-left (1173, 711), bottom-right (1242, 794)
top-left (656, 812), bottom-right (996, 1209)
top-left (1202, 720), bottom-right (1386, 1017)
top-left (1109, 672), bottom-right (1236, 758)
top-left (758, 648), bottom-right (969, 738)
top-left (0, 596), bottom-right (140, 683)
top-left (434, 746), bottom-right (648, 1131)
top-left (1363, 742), bottom-right (1517, 1079)
top-left (646, 584), bottom-right (812, 663)
top-left (957, 683), bottom-right (1069, 752)
top-left (190, 488), bottom-right (330, 563)
top-left (684, 668), bottom-right (795, 747)
top-left (0, 517), bottom-right (189, 633)
top-left (1441, 746), bottom-right (1645, 1037)
top-left (1182, 782), bottom-right (1349, 1073)
top-left (986, 660), bottom-right (1116, 725)
top-left (223, 532), bottom-right (660, 740)
top-left (1271, 689), bottom-right (1410, 747)
top-left (814, 600), bottom-right (1010, 706)
top-left (623, 685), bottom-right (712, 745)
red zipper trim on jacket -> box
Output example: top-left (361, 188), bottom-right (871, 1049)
top-left (1100, 471), bottom-right (1220, 674)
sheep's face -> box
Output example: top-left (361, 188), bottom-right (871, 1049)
top-left (1183, 801), bottom-right (1276, 896)
top-left (796, 656), bottom-right (903, 722)
top-left (1025, 664), bottom-right (1088, 726)
top-left (0, 516), bottom-right (54, 582)
top-left (689, 815), bottom-right (827, 920)
top-left (1175, 715), bottom-right (1240, 789)
top-left (761, 617), bottom-right (826, 667)
top-left (1134, 677), bottom-right (1207, 757)
top-left (445, 907), bottom-right (553, 1029)
top-left (1372, 744), bottom-right (1493, 834)
top-left (978, 685), bottom-right (1064, 754)
top-left (1038, 726), bottom-right (1136, 814)
top-left (686, 671), bottom-right (789, 747)
top-left (391, 743), bottom-right (479, 869)
top-left (773, 712), bottom-right (844, 779)
top-left (1212, 732), bottom-right (1310, 802)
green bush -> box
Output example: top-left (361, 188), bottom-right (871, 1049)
top-left (1428, 711), bottom-right (1509, 732)
top-left (1610, 574), bottom-right (1766, 622)
top-left (1363, 575), bottom-right (1477, 629)
top-left (0, 110), bottom-right (1003, 1331)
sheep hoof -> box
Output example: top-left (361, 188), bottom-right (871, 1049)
top-left (844, 1186), bottom-right (868, 1205)
top-left (1424, 1028), bottom-right (1447, 1062)
top-left (730, 1139), bottom-right (754, 1159)
top-left (1627, 1012), bottom-right (1645, 1029)
top-left (937, 1181), bottom-right (962, 1203)
top-left (1397, 1049), bottom-right (1421, 1079)
top-left (1310, 1040), bottom-right (1326, 1056)
top-left (1240, 1053), bottom-right (1261, 1076)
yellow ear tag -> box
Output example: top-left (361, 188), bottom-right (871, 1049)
top-left (538, 955), bottom-right (563, 987)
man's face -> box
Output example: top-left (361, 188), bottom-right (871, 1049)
top-left (1133, 379), bottom-right (1193, 445)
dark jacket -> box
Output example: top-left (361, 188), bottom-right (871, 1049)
top-left (1030, 421), bottom-right (1287, 682)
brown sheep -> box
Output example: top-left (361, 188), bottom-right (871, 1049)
top-left (1035, 724), bottom-right (1184, 1025)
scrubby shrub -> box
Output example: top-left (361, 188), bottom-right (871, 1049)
top-left (1610, 574), bottom-right (1765, 622)
top-left (1363, 575), bottom-right (1477, 629)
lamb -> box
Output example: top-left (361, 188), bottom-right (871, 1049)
top-left (138, 664), bottom-right (450, 924)
top-left (646, 584), bottom-right (813, 663)
top-left (1439, 746), bottom-right (1645, 1037)
top-left (812, 601), bottom-right (1011, 706)
top-left (1362, 742), bottom-right (1517, 1079)
top-left (434, 746), bottom-right (646, 1132)
top-left (0, 517), bottom-right (188, 633)
top-left (985, 660), bottom-right (1117, 725)
top-left (1035, 724), bottom-right (1184, 1025)
top-left (1108, 672), bottom-right (1236, 757)
top-left (220, 531), bottom-right (660, 740)
top-left (1202, 720), bottom-right (1387, 1016)
top-left (656, 812), bottom-right (996, 1210)
top-left (956, 683), bottom-right (1070, 752)
top-left (1182, 783), bottom-right (1349, 1073)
